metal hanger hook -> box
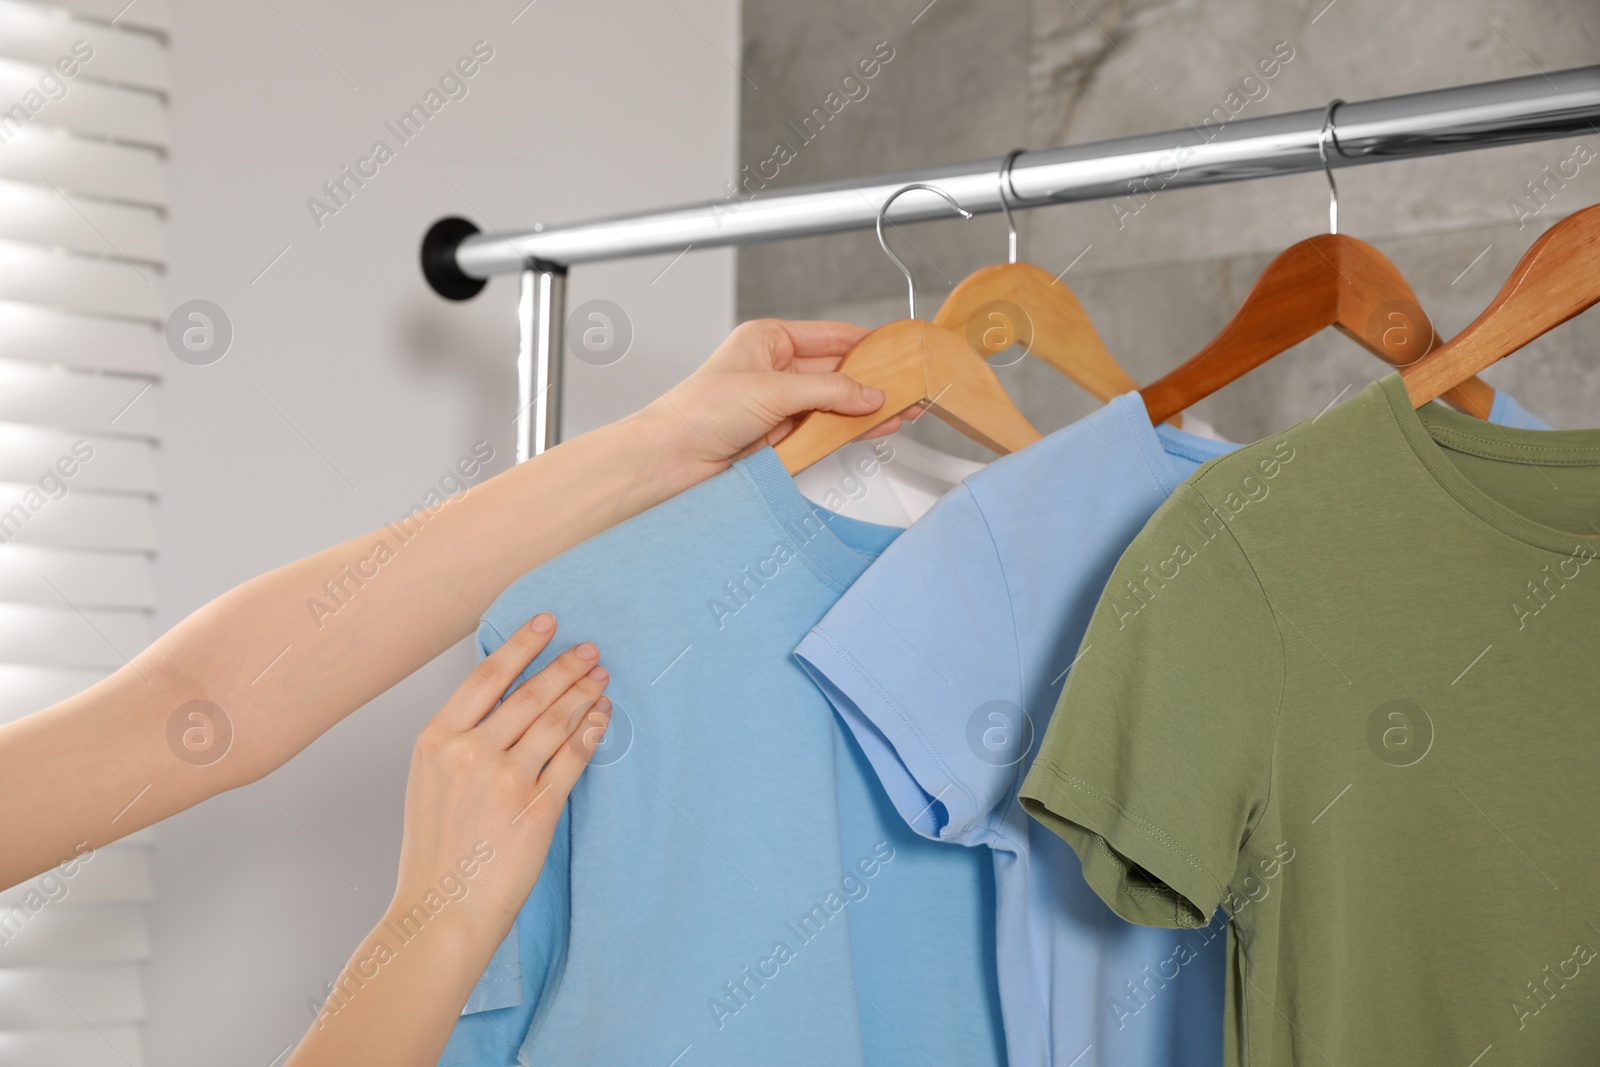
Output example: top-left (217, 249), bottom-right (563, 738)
top-left (876, 182), bottom-right (973, 320)
top-left (998, 149), bottom-right (1024, 264)
top-left (1318, 99), bottom-right (1345, 235)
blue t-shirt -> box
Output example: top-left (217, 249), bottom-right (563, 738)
top-left (1487, 388), bottom-right (1547, 429)
top-left (793, 389), bottom-right (1548, 1067)
top-left (442, 448), bottom-right (1005, 1067)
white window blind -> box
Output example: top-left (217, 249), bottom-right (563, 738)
top-left (0, 1), bottom-right (168, 1064)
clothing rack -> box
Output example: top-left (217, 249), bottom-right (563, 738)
top-left (420, 65), bottom-right (1600, 462)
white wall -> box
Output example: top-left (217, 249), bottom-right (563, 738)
top-left (152, 1), bottom-right (738, 1062)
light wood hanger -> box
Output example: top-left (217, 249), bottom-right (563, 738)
top-left (1404, 201), bottom-right (1600, 406)
top-left (1140, 101), bottom-right (1496, 427)
top-left (775, 183), bottom-right (1042, 474)
top-left (932, 149), bottom-right (1145, 406)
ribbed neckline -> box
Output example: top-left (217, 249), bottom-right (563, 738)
top-left (1379, 372), bottom-right (1600, 555)
top-left (739, 447), bottom-right (897, 590)
top-left (1155, 414), bottom-right (1238, 467)
top-left (1099, 393), bottom-right (1180, 495)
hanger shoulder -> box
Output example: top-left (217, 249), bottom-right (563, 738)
top-left (1141, 237), bottom-right (1343, 425)
top-left (1405, 203), bottom-right (1600, 407)
top-left (1329, 235), bottom-right (1431, 358)
top-left (1323, 236), bottom-right (1495, 415)
top-left (920, 320), bottom-right (1044, 455)
top-left (1143, 234), bottom-right (1497, 424)
top-left (774, 320), bottom-right (1040, 475)
top-left (934, 262), bottom-right (1139, 401)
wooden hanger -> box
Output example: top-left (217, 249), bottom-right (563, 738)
top-left (775, 319), bottom-right (1042, 473)
top-left (1140, 102), bottom-right (1496, 426)
top-left (774, 184), bottom-right (1042, 474)
top-left (1404, 201), bottom-right (1600, 406)
top-left (932, 150), bottom-right (1145, 406)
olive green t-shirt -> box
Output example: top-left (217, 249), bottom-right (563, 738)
top-left (1019, 373), bottom-right (1600, 1065)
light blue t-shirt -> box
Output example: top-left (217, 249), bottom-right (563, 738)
top-left (1487, 387), bottom-right (1547, 429)
top-left (441, 448), bottom-right (1005, 1067)
top-left (793, 389), bottom-right (1548, 1067)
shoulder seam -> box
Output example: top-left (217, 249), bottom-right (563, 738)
top-left (963, 481), bottom-right (1030, 740)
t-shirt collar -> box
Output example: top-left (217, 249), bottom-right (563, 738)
top-left (1379, 371), bottom-right (1600, 555)
top-left (739, 447), bottom-right (900, 590)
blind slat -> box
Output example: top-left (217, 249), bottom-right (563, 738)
top-left (59, 0), bottom-right (170, 33)
top-left (0, 60), bottom-right (166, 145)
top-left (0, 551), bottom-right (154, 611)
top-left (0, 129), bottom-right (164, 206)
top-left (0, 361), bottom-right (158, 437)
top-left (0, 302), bottom-right (160, 375)
top-left (0, 426), bottom-right (157, 493)
top-left (0, 849), bottom-right (151, 908)
top-left (0, 493), bottom-right (157, 551)
top-left (0, 965), bottom-right (144, 1028)
top-left (0, 604), bottom-right (152, 669)
top-left (0, 2), bottom-right (169, 93)
top-left (0, 241), bottom-right (163, 321)
top-left (0, 1023), bottom-right (144, 1067)
top-left (0, 547), bottom-right (153, 610)
top-left (0, 904), bottom-right (150, 967)
top-left (0, 180), bottom-right (163, 262)
top-left (0, 665), bottom-right (106, 722)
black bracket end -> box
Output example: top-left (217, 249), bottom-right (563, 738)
top-left (421, 216), bottom-right (489, 301)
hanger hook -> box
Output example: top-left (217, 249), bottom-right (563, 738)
top-left (876, 182), bottom-right (972, 320)
top-left (998, 149), bottom-right (1024, 264)
top-left (1317, 99), bottom-right (1345, 235)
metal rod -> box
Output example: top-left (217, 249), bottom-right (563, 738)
top-left (516, 267), bottom-right (566, 461)
top-left (453, 66), bottom-right (1600, 275)
top-left (516, 270), bottom-right (534, 462)
top-left (457, 63), bottom-right (1600, 456)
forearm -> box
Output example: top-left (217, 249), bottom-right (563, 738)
top-left (0, 405), bottom-right (703, 887)
top-left (287, 904), bottom-right (499, 1067)
top-left (197, 402), bottom-right (701, 775)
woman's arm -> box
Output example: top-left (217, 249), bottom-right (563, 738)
top-left (0, 319), bottom-right (888, 888)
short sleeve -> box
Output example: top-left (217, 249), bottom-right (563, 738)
top-left (795, 483), bottom-right (1021, 844)
top-left (1019, 483), bottom-right (1282, 929)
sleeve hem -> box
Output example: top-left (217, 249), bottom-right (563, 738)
top-left (795, 627), bottom-right (984, 840)
top-left (1020, 757), bottom-right (1224, 929)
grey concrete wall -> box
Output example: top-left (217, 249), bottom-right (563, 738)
top-left (737, 0), bottom-right (1600, 454)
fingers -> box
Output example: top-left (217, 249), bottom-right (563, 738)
top-left (772, 320), bottom-right (870, 364)
top-left (479, 641), bottom-right (606, 750)
top-left (787, 355), bottom-right (858, 374)
top-left (507, 671), bottom-right (607, 771)
top-left (760, 369), bottom-right (888, 425)
top-left (858, 414), bottom-right (905, 439)
top-left (725, 319), bottom-right (869, 371)
top-left (435, 613), bottom-right (557, 732)
top-left (530, 697), bottom-right (613, 804)
top-left (763, 409), bottom-right (906, 451)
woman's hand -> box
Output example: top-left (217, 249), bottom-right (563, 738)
top-left (389, 611), bottom-right (610, 943)
top-left (644, 318), bottom-right (903, 479)
top-left (289, 612), bottom-right (610, 1067)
